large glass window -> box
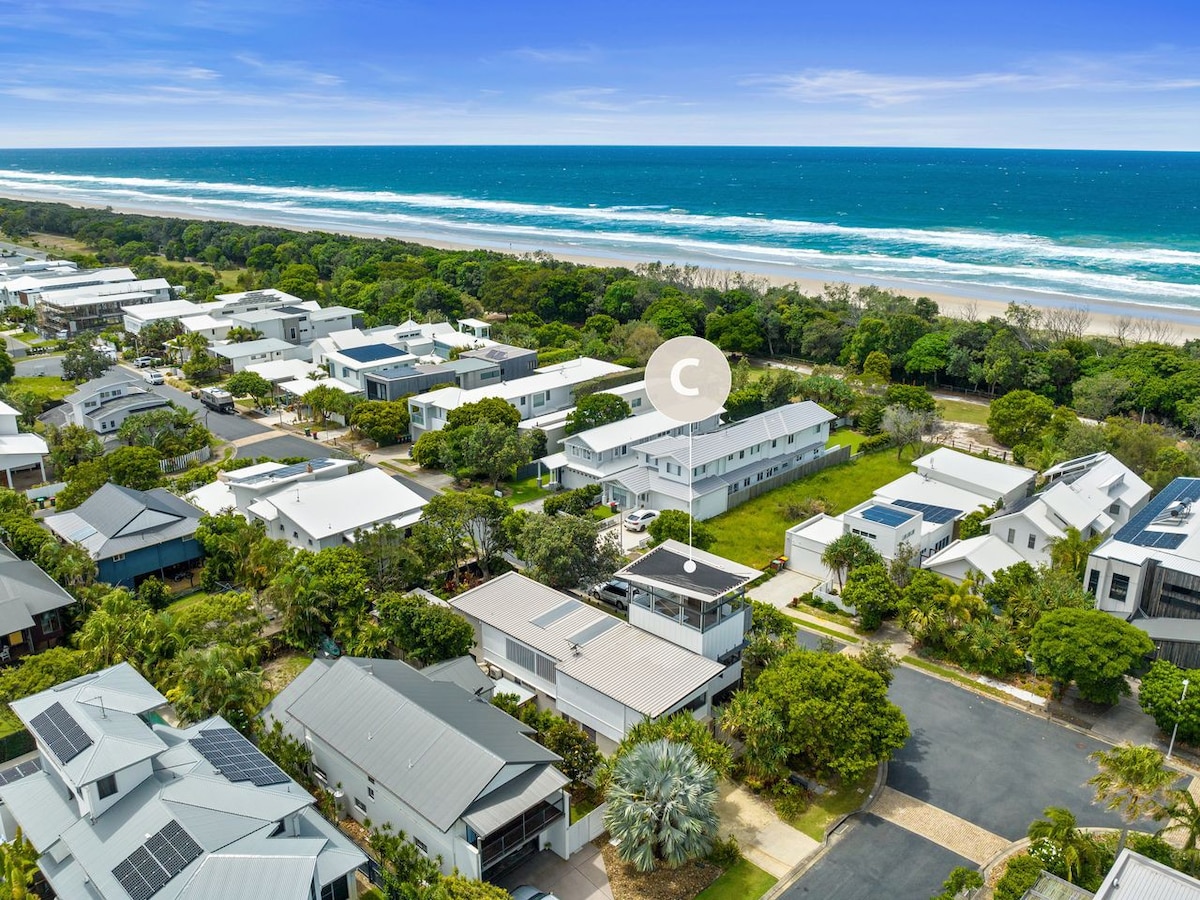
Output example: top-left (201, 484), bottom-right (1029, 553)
top-left (1109, 573), bottom-right (1131, 603)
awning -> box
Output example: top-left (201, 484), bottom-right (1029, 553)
top-left (462, 765), bottom-right (569, 837)
top-left (539, 453), bottom-right (568, 473)
top-left (491, 677), bottom-right (535, 706)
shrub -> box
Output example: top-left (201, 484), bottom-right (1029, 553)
top-left (543, 483), bottom-right (602, 517)
top-left (995, 854), bottom-right (1044, 900)
top-left (857, 433), bottom-right (894, 454)
top-left (707, 834), bottom-right (742, 868)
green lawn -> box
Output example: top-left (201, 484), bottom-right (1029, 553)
top-left (264, 654), bottom-right (314, 701)
top-left (6, 375), bottom-right (76, 402)
top-left (708, 451), bottom-right (914, 569)
top-left (503, 474), bottom-right (552, 506)
top-left (938, 397), bottom-right (991, 427)
top-left (826, 429), bottom-right (866, 453)
top-left (695, 859), bottom-right (776, 900)
top-left (787, 770), bottom-right (875, 841)
top-left (166, 590), bottom-right (221, 616)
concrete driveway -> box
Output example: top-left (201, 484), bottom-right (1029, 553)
top-left (495, 844), bottom-right (611, 900)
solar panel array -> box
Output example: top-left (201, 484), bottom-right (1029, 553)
top-left (0, 758), bottom-right (40, 786)
top-left (1113, 478), bottom-right (1200, 549)
top-left (189, 727), bottom-right (288, 787)
top-left (112, 820), bottom-right (202, 900)
top-left (30, 702), bottom-right (93, 765)
top-left (893, 499), bottom-right (963, 525)
top-left (859, 505), bottom-right (916, 527)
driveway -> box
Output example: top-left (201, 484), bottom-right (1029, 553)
top-left (495, 843), bottom-right (611, 900)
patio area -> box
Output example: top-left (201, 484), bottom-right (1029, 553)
top-left (494, 842), bottom-right (612, 900)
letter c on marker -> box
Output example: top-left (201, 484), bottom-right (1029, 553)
top-left (670, 358), bottom-right (701, 396)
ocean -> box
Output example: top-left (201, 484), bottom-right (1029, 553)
top-left (0, 146), bottom-right (1198, 312)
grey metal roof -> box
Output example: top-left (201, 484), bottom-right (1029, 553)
top-left (0, 553), bottom-right (76, 629)
top-left (462, 765), bottom-right (569, 837)
top-left (1134, 616), bottom-right (1200, 644)
top-left (422, 656), bottom-right (494, 697)
top-left (45, 484), bottom-right (203, 561)
top-left (461, 343), bottom-right (535, 362)
top-left (270, 657), bottom-right (559, 833)
top-left (0, 770), bottom-right (80, 851)
top-left (212, 338), bottom-right (295, 358)
top-left (637, 401), bottom-right (834, 467)
top-left (175, 854), bottom-right (316, 900)
top-left (616, 540), bottom-right (761, 602)
top-left (451, 572), bottom-right (724, 716)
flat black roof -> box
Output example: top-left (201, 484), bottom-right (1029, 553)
top-left (622, 546), bottom-right (745, 598)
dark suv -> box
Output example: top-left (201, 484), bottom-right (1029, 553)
top-left (590, 578), bottom-right (644, 612)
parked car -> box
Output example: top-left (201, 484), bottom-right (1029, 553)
top-left (143, 369), bottom-right (165, 385)
top-left (133, 356), bottom-right (156, 368)
top-left (590, 578), bottom-right (644, 612)
top-left (512, 888), bottom-right (560, 900)
top-left (623, 509), bottom-right (659, 532)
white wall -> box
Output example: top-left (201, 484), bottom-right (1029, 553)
top-left (991, 514), bottom-right (1050, 565)
top-left (1089, 556), bottom-right (1146, 615)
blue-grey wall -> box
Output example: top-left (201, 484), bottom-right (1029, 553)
top-left (99, 537), bottom-right (202, 588)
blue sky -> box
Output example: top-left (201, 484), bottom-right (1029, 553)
top-left (1, 0), bottom-right (1197, 149)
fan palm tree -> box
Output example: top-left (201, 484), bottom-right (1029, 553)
top-left (1089, 743), bottom-right (1178, 856)
top-left (1027, 806), bottom-right (1099, 885)
top-left (1155, 787), bottom-right (1200, 852)
top-left (821, 533), bottom-right (876, 591)
top-left (604, 739), bottom-right (719, 872)
top-left (934, 575), bottom-right (987, 630)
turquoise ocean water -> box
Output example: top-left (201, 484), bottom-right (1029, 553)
top-left (0, 146), bottom-right (1198, 312)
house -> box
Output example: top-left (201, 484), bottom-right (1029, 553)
top-left (921, 535), bottom-right (1027, 585)
top-left (185, 457), bottom-right (356, 517)
top-left (0, 399), bottom-right (47, 486)
top-left (458, 343), bottom-right (538, 382)
top-left (450, 571), bottom-right (728, 754)
top-left (265, 656), bottom-right (570, 881)
top-left (45, 483), bottom-right (205, 588)
top-left (457, 317), bottom-right (492, 339)
top-left (244, 467), bottom-right (427, 550)
top-left (407, 358), bottom-right (627, 440)
top-left (1086, 477), bottom-right (1200, 667)
top-left (121, 299), bottom-right (204, 334)
top-left (1092, 849), bottom-right (1200, 899)
top-left (0, 541), bottom-right (75, 663)
top-left (0, 663), bottom-right (365, 900)
top-left (980, 453), bottom-right (1151, 568)
top-left (606, 401), bottom-right (836, 521)
top-left (212, 338), bottom-right (310, 374)
top-left (2, 265), bottom-right (136, 310)
top-left (537, 409), bottom-right (721, 491)
top-left (786, 447), bottom-right (1034, 582)
top-left (37, 278), bottom-right (173, 337)
top-left (64, 380), bottom-right (173, 437)
top-left (319, 343), bottom-right (419, 392)
top-left (364, 358), bottom-right (496, 402)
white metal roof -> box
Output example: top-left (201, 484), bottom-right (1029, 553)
top-left (922, 535), bottom-right (1025, 581)
top-left (122, 299), bottom-right (202, 321)
top-left (212, 338), bottom-right (295, 359)
top-left (411, 357), bottom-right (627, 411)
top-left (565, 409), bottom-right (689, 454)
top-left (913, 447), bottom-right (1035, 495)
top-left (873, 472), bottom-right (996, 518)
top-left (245, 358), bottom-right (323, 382)
top-left (253, 468), bottom-right (426, 540)
top-left (1094, 849), bottom-right (1200, 899)
top-left (637, 401), bottom-right (835, 467)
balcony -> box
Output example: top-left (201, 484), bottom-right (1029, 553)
top-left (479, 798), bottom-right (565, 871)
top-left (628, 590), bottom-right (750, 660)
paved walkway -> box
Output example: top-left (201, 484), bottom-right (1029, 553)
top-left (748, 570), bottom-right (821, 610)
top-left (497, 843), bottom-right (612, 900)
top-left (230, 430), bottom-right (289, 449)
top-left (715, 782), bottom-right (819, 878)
top-left (870, 787), bottom-right (1009, 865)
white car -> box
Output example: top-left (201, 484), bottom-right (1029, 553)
top-left (144, 369), bottom-right (165, 385)
top-left (511, 888), bottom-right (560, 900)
top-left (623, 509), bottom-right (659, 532)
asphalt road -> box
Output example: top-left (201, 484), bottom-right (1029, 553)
top-left (788, 815), bottom-right (971, 900)
top-left (782, 664), bottom-right (1132, 900)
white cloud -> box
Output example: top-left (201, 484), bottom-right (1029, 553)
top-left (509, 46), bottom-right (599, 65)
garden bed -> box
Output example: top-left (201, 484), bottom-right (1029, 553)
top-left (601, 840), bottom-right (723, 900)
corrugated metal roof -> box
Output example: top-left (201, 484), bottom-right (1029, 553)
top-left (637, 401), bottom-right (835, 467)
top-left (423, 656), bottom-right (494, 697)
top-left (1094, 848), bottom-right (1200, 899)
top-left (0, 770), bottom-right (80, 851)
top-left (462, 765), bottom-right (569, 836)
top-left (175, 853), bottom-right (317, 900)
top-left (45, 484), bottom-right (203, 561)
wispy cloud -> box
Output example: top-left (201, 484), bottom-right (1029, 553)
top-left (234, 54), bottom-right (343, 87)
top-left (509, 46), bottom-right (599, 65)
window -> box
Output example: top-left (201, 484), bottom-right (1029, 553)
top-left (1087, 570), bottom-right (1100, 595)
top-left (632, 398), bottom-right (642, 408)
top-left (320, 878), bottom-right (350, 900)
top-left (1027, 534), bottom-right (1037, 550)
top-left (1006, 528), bottom-right (1015, 544)
top-left (506, 638), bottom-right (535, 673)
top-left (368, 786), bottom-right (375, 800)
top-left (111, 553), bottom-right (126, 562)
top-left (1109, 573), bottom-right (1131, 604)
top-left (39, 610), bottom-right (60, 633)
top-left (414, 838), bottom-right (428, 854)
top-left (97, 774), bottom-right (118, 799)
top-left (354, 797), bottom-right (367, 814)
top-left (1109, 503), bottom-right (1121, 515)
top-left (313, 765), bottom-right (328, 782)
top-left (787, 434), bottom-right (795, 444)
top-left (535, 654), bottom-right (557, 685)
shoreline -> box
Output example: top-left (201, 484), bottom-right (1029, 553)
top-left (6, 189), bottom-right (1200, 343)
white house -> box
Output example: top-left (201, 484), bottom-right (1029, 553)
top-left (537, 409), bottom-right (721, 491)
top-left (186, 456), bottom-right (357, 517)
top-left (0, 399), bottom-right (47, 486)
top-left (606, 401), bottom-right (836, 521)
top-left (244, 467), bottom-right (427, 550)
top-left (264, 656), bottom-right (571, 882)
top-left (921, 535), bottom-right (1027, 584)
top-left (408, 358), bottom-right (627, 440)
top-left (2, 265), bottom-right (136, 309)
top-left (319, 343), bottom-right (419, 392)
top-left (121, 298), bottom-right (205, 334)
top-left (0, 663), bottom-right (365, 900)
top-left (212, 337), bottom-right (310, 373)
top-left (37, 278), bottom-right (173, 337)
top-left (1041, 451), bottom-right (1152, 530)
top-left (64, 380), bottom-right (172, 437)
top-left (451, 572), bottom-right (727, 754)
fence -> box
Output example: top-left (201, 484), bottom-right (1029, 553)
top-left (566, 802), bottom-right (608, 856)
top-left (159, 445), bottom-right (212, 474)
top-left (725, 444), bottom-right (851, 512)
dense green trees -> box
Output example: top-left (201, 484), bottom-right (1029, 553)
top-left (1139, 660), bottom-right (1200, 746)
top-left (646, 509), bottom-right (715, 551)
top-left (350, 399), bottom-right (410, 445)
top-left (224, 370), bottom-right (275, 408)
top-left (61, 339), bottom-right (113, 382)
top-left (518, 512), bottom-right (621, 591)
top-left (1030, 609), bottom-right (1154, 704)
top-left (564, 393), bottom-right (631, 435)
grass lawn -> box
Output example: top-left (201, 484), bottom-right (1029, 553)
top-left (28, 232), bottom-right (90, 255)
top-left (166, 590), bottom-right (221, 616)
top-left (503, 474), bottom-right (552, 506)
top-left (826, 429), bottom-right (866, 453)
top-left (263, 653), bottom-right (314, 700)
top-left (938, 397), bottom-right (991, 427)
top-left (694, 859), bottom-right (776, 900)
top-left (787, 770), bottom-right (875, 841)
top-left (708, 451), bottom-right (915, 569)
top-left (6, 375), bottom-right (77, 402)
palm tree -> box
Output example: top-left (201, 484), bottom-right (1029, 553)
top-left (166, 644), bottom-right (266, 732)
top-left (604, 739), bottom-right (720, 872)
top-left (934, 575), bottom-right (987, 630)
top-left (1089, 742), bottom-right (1178, 856)
top-left (1027, 806), bottom-right (1099, 885)
top-left (0, 827), bottom-right (39, 900)
top-left (1155, 787), bottom-right (1200, 852)
top-left (718, 690), bottom-right (788, 783)
top-left (1049, 527), bottom-right (1103, 580)
top-left (821, 533), bottom-right (877, 591)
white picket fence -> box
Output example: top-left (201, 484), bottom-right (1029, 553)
top-left (159, 445), bottom-right (212, 474)
top-left (566, 802), bottom-right (608, 856)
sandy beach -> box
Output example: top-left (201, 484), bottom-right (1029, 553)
top-left (7, 189), bottom-right (1200, 344)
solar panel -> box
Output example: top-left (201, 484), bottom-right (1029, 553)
top-left (859, 505), bottom-right (915, 527)
top-left (30, 702), bottom-right (93, 765)
top-left (1114, 478), bottom-right (1200, 547)
top-left (189, 727), bottom-right (288, 787)
top-left (112, 821), bottom-right (202, 900)
top-left (0, 758), bottom-right (41, 786)
top-left (893, 499), bottom-right (962, 525)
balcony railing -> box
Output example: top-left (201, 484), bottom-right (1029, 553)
top-left (630, 590), bottom-right (747, 633)
top-left (479, 798), bottom-right (565, 870)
